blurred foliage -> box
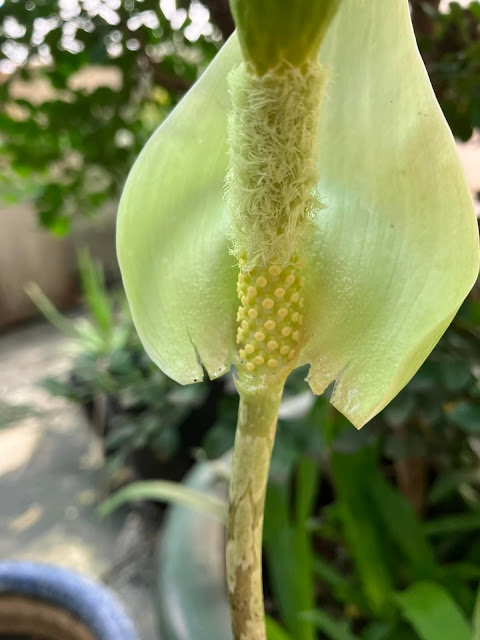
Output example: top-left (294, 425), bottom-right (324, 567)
top-left (262, 426), bottom-right (480, 640)
top-left (0, 0), bottom-right (227, 233)
top-left (0, 0), bottom-right (479, 232)
top-left (31, 248), bottom-right (219, 477)
top-left (258, 394), bottom-right (480, 640)
top-left (34, 252), bottom-right (480, 637)
top-left (415, 1), bottom-right (480, 141)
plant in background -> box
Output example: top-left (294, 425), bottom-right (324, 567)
top-left (117, 1), bottom-right (478, 639)
top-left (414, 0), bottom-right (480, 142)
top-left (1, 1), bottom-right (479, 234)
top-left (28, 249), bottom-right (219, 478)
top-left (261, 398), bottom-right (480, 640)
top-left (26, 248), bottom-right (130, 356)
top-left (0, 0), bottom-right (227, 233)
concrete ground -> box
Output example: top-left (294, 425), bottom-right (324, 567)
top-left (0, 319), bottom-right (159, 640)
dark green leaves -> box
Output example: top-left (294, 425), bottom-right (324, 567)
top-left (446, 401), bottom-right (480, 433)
top-left (418, 1), bottom-right (480, 141)
top-left (395, 582), bottom-right (472, 640)
top-left (0, 0), bottom-right (223, 231)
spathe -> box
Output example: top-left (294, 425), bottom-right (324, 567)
top-left (117, 0), bottom-right (478, 428)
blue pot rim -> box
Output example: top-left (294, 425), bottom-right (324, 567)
top-left (0, 561), bottom-right (139, 640)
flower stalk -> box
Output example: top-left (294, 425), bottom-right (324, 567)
top-left (227, 381), bottom-right (283, 640)
top-left (225, 18), bottom-right (330, 636)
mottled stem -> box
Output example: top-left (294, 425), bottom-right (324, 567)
top-left (226, 381), bottom-right (284, 640)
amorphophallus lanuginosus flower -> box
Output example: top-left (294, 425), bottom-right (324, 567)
top-left (117, 1), bottom-right (479, 638)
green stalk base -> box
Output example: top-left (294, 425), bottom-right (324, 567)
top-left (226, 381), bottom-right (284, 640)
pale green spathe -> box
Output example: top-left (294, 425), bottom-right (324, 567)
top-left (117, 42), bottom-right (239, 385)
top-left (117, 0), bottom-right (478, 428)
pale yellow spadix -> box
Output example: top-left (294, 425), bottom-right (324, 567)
top-left (117, 0), bottom-right (478, 429)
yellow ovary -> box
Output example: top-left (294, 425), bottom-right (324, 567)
top-left (235, 259), bottom-right (306, 376)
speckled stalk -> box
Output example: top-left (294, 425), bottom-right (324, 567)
top-left (226, 381), bottom-right (283, 640)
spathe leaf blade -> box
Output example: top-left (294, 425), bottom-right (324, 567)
top-left (302, 0), bottom-right (478, 426)
top-left (117, 0), bottom-right (478, 426)
top-left (117, 39), bottom-right (241, 384)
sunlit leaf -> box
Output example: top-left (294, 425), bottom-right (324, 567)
top-left (395, 581), bottom-right (472, 640)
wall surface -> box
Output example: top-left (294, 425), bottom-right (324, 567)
top-left (0, 203), bottom-right (77, 330)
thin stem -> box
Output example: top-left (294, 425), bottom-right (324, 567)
top-left (226, 380), bottom-right (284, 640)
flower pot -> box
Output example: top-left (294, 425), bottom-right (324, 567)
top-left (0, 562), bottom-right (139, 640)
top-left (156, 461), bottom-right (232, 640)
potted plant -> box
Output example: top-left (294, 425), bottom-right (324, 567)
top-left (116, 0), bottom-right (478, 637)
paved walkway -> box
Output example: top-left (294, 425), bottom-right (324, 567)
top-left (0, 319), bottom-right (159, 640)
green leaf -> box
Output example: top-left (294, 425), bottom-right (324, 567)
top-left (446, 401), bottom-right (480, 433)
top-left (440, 360), bottom-right (473, 392)
top-left (368, 471), bottom-right (439, 581)
top-left (264, 473), bottom-right (316, 640)
top-left (301, 610), bottom-right (359, 640)
top-left (361, 622), bottom-right (417, 640)
top-left (423, 512), bottom-right (480, 537)
top-left (313, 557), bottom-right (354, 602)
top-left (117, 1), bottom-right (478, 427)
top-left (331, 448), bottom-right (395, 616)
top-left (266, 616), bottom-right (293, 640)
top-left (98, 480), bottom-right (227, 522)
top-left (77, 248), bottom-right (114, 347)
top-left (444, 562), bottom-right (480, 582)
top-left (40, 378), bottom-right (72, 399)
top-left (295, 455), bottom-right (319, 524)
top-left (361, 622), bottom-right (395, 640)
top-left (395, 581), bottom-right (472, 640)
top-left (428, 469), bottom-right (480, 505)
top-left (25, 282), bottom-right (81, 341)
top-left (0, 400), bottom-right (38, 429)
top-left (473, 585), bottom-right (480, 640)
top-left (313, 555), bottom-right (368, 614)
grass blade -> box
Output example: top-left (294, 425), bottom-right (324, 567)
top-left (98, 480), bottom-right (227, 522)
top-left (473, 585), bottom-right (480, 640)
top-left (331, 448), bottom-right (395, 616)
top-left (423, 512), bottom-right (480, 536)
top-left (77, 248), bottom-right (114, 345)
top-left (368, 471), bottom-right (439, 580)
top-left (264, 461), bottom-right (316, 640)
top-left (25, 282), bottom-right (80, 340)
top-left (301, 610), bottom-right (359, 640)
top-left (395, 581), bottom-right (472, 640)
top-left (266, 616), bottom-right (293, 640)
